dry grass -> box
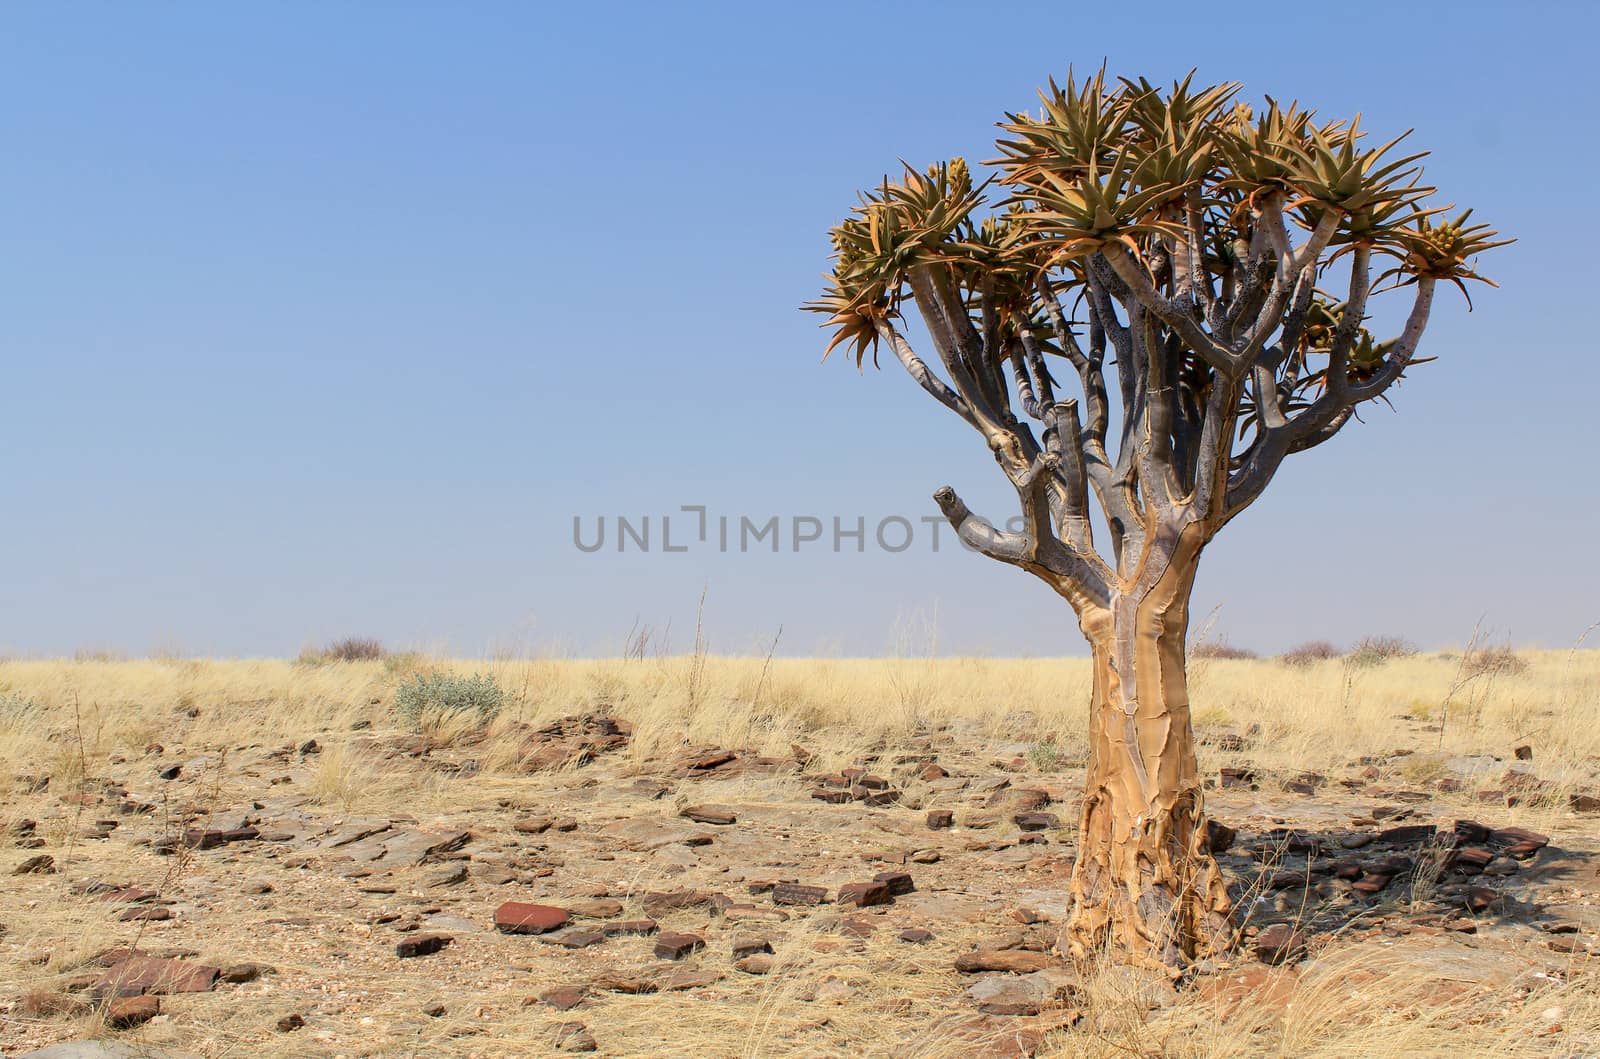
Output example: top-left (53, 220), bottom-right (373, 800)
top-left (1, 650), bottom-right (1597, 1057)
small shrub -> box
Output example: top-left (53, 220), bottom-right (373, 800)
top-left (323, 637), bottom-right (386, 662)
top-left (1345, 635), bottom-right (1417, 668)
top-left (1279, 640), bottom-right (1341, 668)
top-left (1461, 645), bottom-right (1528, 678)
top-left (1027, 739), bottom-right (1065, 772)
top-left (393, 672), bottom-right (504, 731)
top-left (1190, 642), bottom-right (1258, 660)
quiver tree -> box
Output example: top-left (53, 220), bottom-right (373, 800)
top-left (805, 71), bottom-right (1507, 970)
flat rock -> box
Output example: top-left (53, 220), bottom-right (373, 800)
top-left (496, 901), bottom-right (570, 935)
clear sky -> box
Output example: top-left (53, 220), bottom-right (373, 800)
top-left (3, 1), bottom-right (1596, 659)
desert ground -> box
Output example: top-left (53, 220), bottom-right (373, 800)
top-left (1, 646), bottom-right (1597, 1058)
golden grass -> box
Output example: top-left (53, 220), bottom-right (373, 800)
top-left (2, 648), bottom-right (1595, 783)
top-left (1, 650), bottom-right (1596, 1057)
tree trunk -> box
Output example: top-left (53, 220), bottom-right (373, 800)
top-left (1061, 521), bottom-right (1234, 970)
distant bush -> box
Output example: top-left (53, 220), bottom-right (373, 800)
top-left (324, 637), bottom-right (386, 661)
top-left (1280, 641), bottom-right (1342, 668)
top-left (1462, 644), bottom-right (1529, 678)
top-left (299, 637), bottom-right (387, 665)
top-left (1190, 642), bottom-right (1258, 660)
top-left (393, 672), bottom-right (504, 731)
top-left (1345, 635), bottom-right (1418, 668)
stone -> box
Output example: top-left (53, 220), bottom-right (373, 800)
top-left (967, 975), bottom-right (1048, 1016)
top-left (382, 828), bottom-right (471, 866)
top-left (93, 957), bottom-right (220, 998)
top-left (276, 1013), bottom-right (306, 1032)
top-left (219, 963), bottom-right (268, 984)
top-left (513, 816), bottom-right (553, 834)
top-left (395, 933), bottom-right (452, 958)
top-left (104, 995), bottom-right (160, 1028)
top-left (1570, 793), bottom-right (1600, 813)
top-left (910, 849), bottom-right (941, 863)
top-left (601, 919), bottom-right (659, 937)
top-left (838, 881), bottom-right (892, 908)
top-left (1013, 812), bottom-right (1059, 832)
top-left (1463, 886), bottom-right (1505, 913)
top-left (682, 806), bottom-right (737, 826)
top-left (421, 1000), bottom-right (447, 1017)
top-left (873, 870), bottom-right (915, 896)
top-left (898, 928), bottom-right (935, 943)
top-left (427, 862), bottom-right (469, 887)
top-left (1514, 744), bottom-right (1532, 760)
top-left (689, 750), bottom-right (736, 771)
top-left (927, 809), bottom-right (955, 830)
top-left (654, 932), bottom-right (705, 959)
top-left (1204, 819), bottom-right (1238, 853)
top-left (954, 950), bottom-right (1054, 974)
top-left (570, 899), bottom-right (624, 919)
top-left (548, 1020), bottom-right (598, 1052)
top-left (736, 953), bottom-right (775, 974)
top-left (811, 789), bottom-right (851, 804)
top-left (540, 986), bottom-right (587, 1010)
top-left (542, 928), bottom-right (607, 950)
top-left (495, 901), bottom-right (570, 935)
top-left (119, 907), bottom-right (171, 922)
top-left (731, 934), bottom-right (773, 958)
top-left (772, 883), bottom-right (829, 906)
top-left (1253, 923), bottom-right (1306, 965)
top-left (13, 854), bottom-right (55, 875)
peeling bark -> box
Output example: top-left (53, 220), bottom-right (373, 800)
top-left (1062, 524), bottom-right (1234, 970)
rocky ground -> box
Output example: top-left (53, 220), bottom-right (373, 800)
top-left (3, 713), bottom-right (1598, 1058)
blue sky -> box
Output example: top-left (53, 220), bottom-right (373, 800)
top-left (3, 1), bottom-right (1596, 658)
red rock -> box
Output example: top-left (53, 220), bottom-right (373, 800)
top-left (105, 994), bottom-right (160, 1028)
top-left (954, 950), bottom-right (1054, 973)
top-left (601, 919), bottom-right (659, 937)
top-left (540, 986), bottom-right (587, 1011)
top-left (1013, 812), bottom-right (1059, 832)
top-left (1220, 766), bottom-right (1256, 789)
top-left (396, 933), bottom-right (452, 958)
top-left (772, 883), bottom-right (829, 906)
top-left (872, 870), bottom-right (915, 896)
top-left (1570, 793), bottom-right (1600, 813)
top-left (12, 854), bottom-right (55, 875)
top-left (1453, 847), bottom-right (1493, 873)
top-left (854, 786), bottom-right (900, 806)
top-left (495, 902), bottom-right (570, 935)
top-left (811, 788), bottom-right (851, 804)
top-left (513, 816), bottom-right (553, 834)
top-left (653, 932), bottom-right (705, 960)
top-left (689, 750), bottom-right (736, 770)
top-left (927, 810), bottom-right (955, 830)
top-left (838, 918), bottom-right (875, 937)
top-left (93, 956), bottom-right (220, 998)
top-left (838, 881), bottom-right (892, 908)
top-left (731, 934), bottom-right (773, 958)
top-left (276, 1013), bottom-right (306, 1032)
top-left (898, 928), bottom-right (935, 943)
top-left (543, 928), bottom-right (608, 949)
top-left (118, 906), bottom-right (171, 922)
top-left (1253, 923), bottom-right (1306, 965)
top-left (919, 763), bottom-right (949, 780)
top-left (855, 774), bottom-right (889, 790)
top-left (1463, 887), bottom-right (1504, 913)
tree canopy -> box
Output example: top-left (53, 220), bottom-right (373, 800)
top-left (806, 70), bottom-right (1508, 612)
